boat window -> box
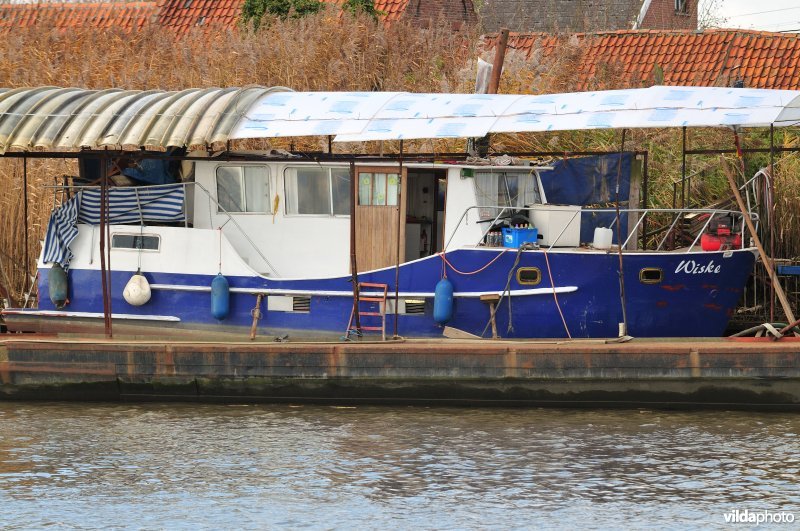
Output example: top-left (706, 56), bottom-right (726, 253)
top-left (517, 267), bottom-right (541, 285)
top-left (285, 166), bottom-right (351, 216)
top-left (640, 268), bottom-right (663, 284)
top-left (474, 170), bottom-right (541, 220)
top-left (358, 172), bottom-right (399, 206)
top-left (216, 165), bottom-right (270, 213)
top-left (112, 233), bottom-right (160, 251)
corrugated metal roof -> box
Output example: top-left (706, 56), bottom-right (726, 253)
top-left (0, 85), bottom-right (288, 154)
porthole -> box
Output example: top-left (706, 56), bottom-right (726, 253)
top-left (517, 267), bottom-right (542, 285)
top-left (640, 268), bottom-right (663, 284)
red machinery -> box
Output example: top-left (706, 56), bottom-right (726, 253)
top-left (701, 216), bottom-right (742, 251)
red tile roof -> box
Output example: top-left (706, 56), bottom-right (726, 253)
top-left (155, 0), bottom-right (412, 34)
top-left (157, 0), bottom-right (242, 36)
top-left (0, 0), bottom-right (435, 36)
top-left (490, 29), bottom-right (800, 90)
top-left (0, 2), bottom-right (157, 32)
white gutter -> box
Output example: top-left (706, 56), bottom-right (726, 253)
top-left (633, 0), bottom-right (653, 29)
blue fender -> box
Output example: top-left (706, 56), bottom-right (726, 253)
top-left (211, 274), bottom-right (230, 320)
top-left (48, 263), bottom-right (69, 309)
top-left (433, 278), bottom-right (454, 325)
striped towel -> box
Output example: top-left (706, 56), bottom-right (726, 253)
top-left (42, 194), bottom-right (80, 270)
top-left (78, 184), bottom-right (185, 225)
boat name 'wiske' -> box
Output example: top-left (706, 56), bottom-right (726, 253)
top-left (675, 259), bottom-right (721, 275)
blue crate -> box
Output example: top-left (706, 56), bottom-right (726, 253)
top-left (778, 265), bottom-right (800, 276)
top-left (502, 227), bottom-right (538, 248)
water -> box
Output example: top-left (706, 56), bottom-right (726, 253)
top-left (0, 403), bottom-right (797, 530)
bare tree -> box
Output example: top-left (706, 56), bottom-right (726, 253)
top-left (699, 0), bottom-right (729, 29)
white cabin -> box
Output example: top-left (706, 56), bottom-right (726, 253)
top-left (185, 158), bottom-right (558, 279)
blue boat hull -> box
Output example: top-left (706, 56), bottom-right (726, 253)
top-left (28, 248), bottom-right (755, 339)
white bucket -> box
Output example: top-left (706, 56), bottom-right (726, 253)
top-left (593, 227), bottom-right (613, 250)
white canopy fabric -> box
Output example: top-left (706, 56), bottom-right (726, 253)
top-left (232, 86), bottom-right (800, 142)
top-left (1, 85), bottom-right (799, 152)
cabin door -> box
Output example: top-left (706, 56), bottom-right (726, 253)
top-left (354, 166), bottom-right (407, 272)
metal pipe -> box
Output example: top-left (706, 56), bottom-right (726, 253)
top-left (22, 156), bottom-right (29, 296)
top-left (349, 159), bottom-right (360, 335)
top-left (393, 141), bottom-right (404, 339)
top-left (614, 129), bottom-right (629, 337)
top-left (769, 124), bottom-right (775, 322)
top-left (688, 210), bottom-right (717, 250)
top-left (6, 145), bottom-right (796, 163)
top-left (681, 126), bottom-right (687, 208)
top-left (656, 213), bottom-right (682, 251)
top-left (642, 151), bottom-right (649, 250)
top-left (191, 182), bottom-right (280, 275)
top-left (620, 209), bottom-right (650, 249)
top-left (487, 29), bottom-right (510, 94)
top-left (99, 154), bottom-right (112, 338)
top-left (0, 148), bottom-right (656, 162)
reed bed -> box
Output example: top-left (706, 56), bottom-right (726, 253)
top-left (0, 11), bottom-right (798, 305)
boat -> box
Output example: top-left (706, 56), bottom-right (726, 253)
top-left (2, 84), bottom-right (798, 340)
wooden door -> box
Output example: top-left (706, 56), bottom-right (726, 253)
top-left (354, 166), bottom-right (406, 272)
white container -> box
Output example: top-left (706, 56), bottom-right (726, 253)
top-left (530, 204), bottom-right (582, 247)
top-left (593, 227), bottom-right (613, 250)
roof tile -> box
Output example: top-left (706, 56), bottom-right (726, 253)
top-left (492, 29), bottom-right (800, 90)
top-left (0, 2), bottom-right (156, 32)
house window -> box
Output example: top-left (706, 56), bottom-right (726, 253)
top-left (474, 170), bottom-right (542, 220)
top-left (358, 172), bottom-right (399, 206)
top-left (284, 166), bottom-right (351, 215)
top-left (675, 0), bottom-right (688, 14)
top-left (216, 165), bottom-right (271, 213)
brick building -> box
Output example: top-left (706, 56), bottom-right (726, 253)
top-left (479, 0), bottom-right (698, 33)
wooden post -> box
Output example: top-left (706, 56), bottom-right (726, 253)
top-left (249, 294), bottom-right (263, 340)
top-left (480, 294), bottom-right (501, 339)
top-left (728, 131), bottom-right (795, 324)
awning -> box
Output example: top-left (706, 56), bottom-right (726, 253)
top-left (235, 86), bottom-right (800, 142)
top-left (1, 85), bottom-right (799, 153)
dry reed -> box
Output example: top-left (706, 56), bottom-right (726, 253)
top-left (0, 12), bottom-right (798, 305)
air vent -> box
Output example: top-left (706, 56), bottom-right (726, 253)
top-left (404, 299), bottom-right (426, 315)
top-left (292, 296), bottom-right (311, 312)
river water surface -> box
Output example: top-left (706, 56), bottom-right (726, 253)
top-left (0, 403), bottom-right (797, 529)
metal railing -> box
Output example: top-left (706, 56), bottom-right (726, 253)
top-left (445, 204), bottom-right (759, 253)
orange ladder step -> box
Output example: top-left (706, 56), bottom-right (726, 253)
top-left (345, 282), bottom-right (389, 341)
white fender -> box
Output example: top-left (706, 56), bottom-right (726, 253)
top-left (123, 273), bottom-right (152, 306)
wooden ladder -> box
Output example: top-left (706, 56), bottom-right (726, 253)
top-left (345, 282), bottom-right (388, 341)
